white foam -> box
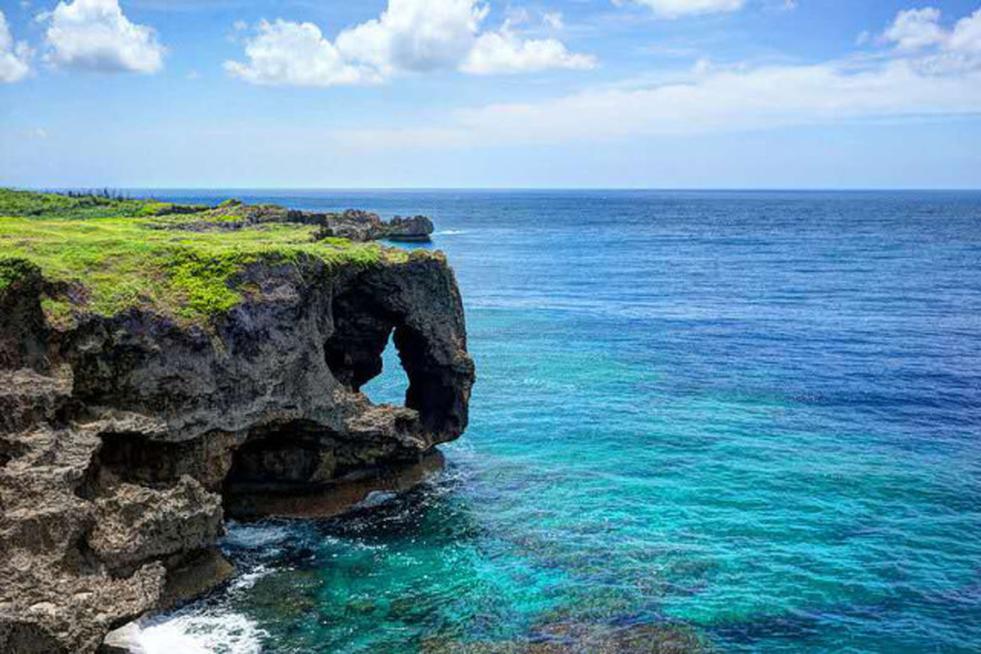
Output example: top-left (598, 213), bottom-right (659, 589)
top-left (222, 521), bottom-right (292, 549)
top-left (436, 229), bottom-right (468, 235)
top-left (356, 490), bottom-right (399, 509)
top-left (229, 564), bottom-right (272, 591)
top-left (121, 611), bottom-right (266, 654)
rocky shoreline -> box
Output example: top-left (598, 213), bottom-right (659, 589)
top-left (164, 199), bottom-right (436, 242)
top-left (0, 196), bottom-right (474, 653)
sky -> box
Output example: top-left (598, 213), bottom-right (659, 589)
top-left (1, 0), bottom-right (980, 189)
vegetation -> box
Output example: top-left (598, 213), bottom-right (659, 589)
top-left (0, 189), bottom-right (412, 325)
top-left (0, 257), bottom-right (38, 292)
top-left (0, 188), bottom-right (180, 220)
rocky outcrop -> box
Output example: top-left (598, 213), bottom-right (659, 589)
top-left (314, 210), bottom-right (435, 242)
top-left (164, 201), bottom-right (436, 242)
top-left (0, 252), bottom-right (474, 652)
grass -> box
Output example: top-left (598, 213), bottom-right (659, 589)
top-left (0, 188), bottom-right (180, 220)
top-left (0, 189), bottom-right (414, 325)
top-left (0, 257), bottom-right (39, 292)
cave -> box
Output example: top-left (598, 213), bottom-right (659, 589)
top-left (224, 420), bottom-right (339, 492)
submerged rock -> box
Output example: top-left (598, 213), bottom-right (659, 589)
top-left (0, 252), bottom-right (474, 652)
top-left (421, 620), bottom-right (708, 654)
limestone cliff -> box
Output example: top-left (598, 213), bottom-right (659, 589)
top-left (0, 252), bottom-right (474, 653)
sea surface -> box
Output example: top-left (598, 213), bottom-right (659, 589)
top-left (128, 190), bottom-right (980, 653)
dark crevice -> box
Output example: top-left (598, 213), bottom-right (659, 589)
top-left (1, 442), bottom-right (19, 469)
top-left (324, 291), bottom-right (394, 393)
top-left (0, 437), bottom-right (29, 469)
top-left (224, 420), bottom-right (340, 493)
top-left (84, 430), bottom-right (237, 495)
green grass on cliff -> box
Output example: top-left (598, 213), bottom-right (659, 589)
top-left (0, 188), bottom-right (180, 220)
top-left (0, 189), bottom-right (412, 325)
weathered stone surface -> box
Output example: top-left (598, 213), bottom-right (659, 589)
top-left (314, 210), bottom-right (434, 242)
top-left (382, 215), bottom-right (436, 241)
top-left (0, 251), bottom-right (474, 653)
top-left (88, 477), bottom-right (223, 573)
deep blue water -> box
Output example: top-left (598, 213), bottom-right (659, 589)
top-left (132, 191), bottom-right (980, 653)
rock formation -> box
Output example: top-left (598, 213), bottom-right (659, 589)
top-left (0, 252), bottom-right (474, 652)
top-left (169, 200), bottom-right (436, 242)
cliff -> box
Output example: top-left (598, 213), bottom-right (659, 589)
top-left (0, 191), bottom-right (474, 653)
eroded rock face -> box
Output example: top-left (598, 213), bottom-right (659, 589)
top-left (0, 253), bottom-right (474, 653)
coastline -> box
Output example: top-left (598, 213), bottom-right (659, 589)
top-left (0, 191), bottom-right (475, 653)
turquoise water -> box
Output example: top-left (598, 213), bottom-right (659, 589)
top-left (138, 191), bottom-right (980, 653)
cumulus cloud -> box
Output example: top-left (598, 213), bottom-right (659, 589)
top-left (335, 0), bottom-right (487, 75)
top-left (949, 8), bottom-right (981, 54)
top-left (618, 0), bottom-right (746, 19)
top-left (0, 10), bottom-right (33, 83)
top-left (462, 26), bottom-right (597, 74)
top-left (223, 19), bottom-right (378, 87)
top-left (226, 0), bottom-right (594, 86)
top-left (41, 0), bottom-right (164, 73)
top-left (882, 7), bottom-right (946, 50)
top-left (881, 6), bottom-right (981, 54)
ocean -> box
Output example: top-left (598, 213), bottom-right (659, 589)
top-left (126, 190), bottom-right (981, 653)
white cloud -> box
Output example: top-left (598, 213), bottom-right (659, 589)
top-left (349, 63), bottom-right (981, 149)
top-left (881, 6), bottom-right (981, 55)
top-left (42, 0), bottom-right (165, 73)
top-left (462, 27), bottom-right (596, 74)
top-left (335, 0), bottom-right (488, 74)
top-left (224, 19), bottom-right (378, 87)
top-left (445, 60), bottom-right (981, 144)
top-left (332, 5), bottom-right (981, 150)
top-left (619, 0), bottom-right (746, 19)
top-left (543, 11), bottom-right (564, 29)
top-left (226, 0), bottom-right (594, 87)
top-left (0, 10), bottom-right (33, 83)
top-left (882, 7), bottom-right (945, 50)
top-left (949, 8), bottom-right (981, 54)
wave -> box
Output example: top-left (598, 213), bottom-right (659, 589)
top-left (221, 521), bottom-right (293, 550)
top-left (111, 610), bottom-right (266, 654)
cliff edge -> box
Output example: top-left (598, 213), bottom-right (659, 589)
top-left (0, 190), bottom-right (474, 653)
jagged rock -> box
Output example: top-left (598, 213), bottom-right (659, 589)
top-left (0, 251), bottom-right (474, 652)
top-left (156, 201), bottom-right (436, 242)
top-left (384, 215), bottom-right (436, 241)
top-left (88, 477), bottom-right (223, 573)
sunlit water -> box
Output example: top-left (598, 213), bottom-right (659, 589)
top-left (133, 191), bottom-right (981, 653)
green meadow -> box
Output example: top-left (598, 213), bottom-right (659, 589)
top-left (0, 189), bottom-right (408, 324)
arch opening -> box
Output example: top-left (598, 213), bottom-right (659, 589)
top-left (359, 330), bottom-right (412, 408)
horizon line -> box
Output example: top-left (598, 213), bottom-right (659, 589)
top-left (8, 186), bottom-right (981, 193)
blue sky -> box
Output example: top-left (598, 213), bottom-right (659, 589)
top-left (1, 0), bottom-right (980, 188)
